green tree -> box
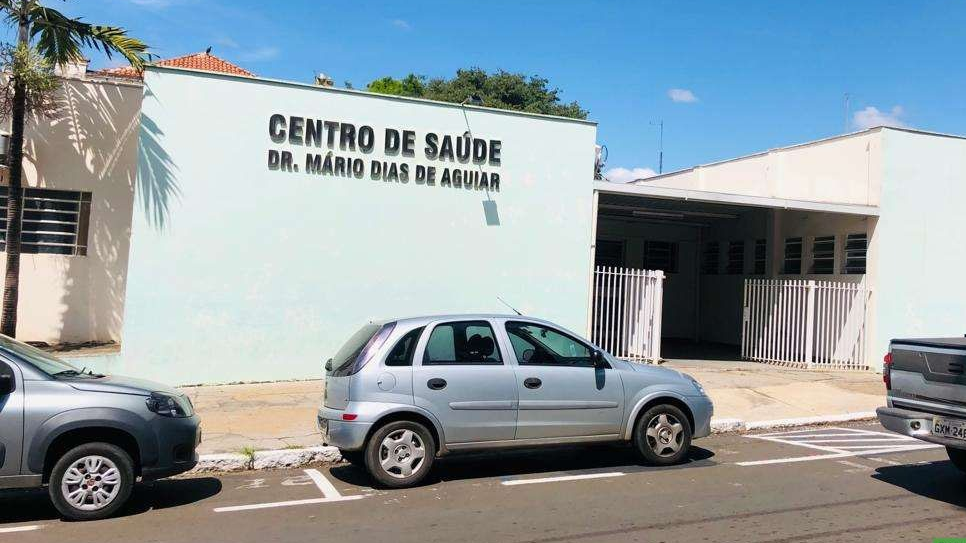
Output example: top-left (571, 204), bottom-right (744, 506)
top-left (366, 73), bottom-right (425, 98)
top-left (365, 68), bottom-right (588, 119)
top-left (0, 1), bottom-right (149, 337)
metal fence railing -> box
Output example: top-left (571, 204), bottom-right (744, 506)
top-left (741, 278), bottom-right (871, 370)
top-left (590, 266), bottom-right (665, 363)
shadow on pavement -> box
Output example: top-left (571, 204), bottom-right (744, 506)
top-left (0, 476), bottom-right (222, 524)
top-left (872, 461), bottom-right (966, 508)
top-left (329, 444), bottom-right (715, 487)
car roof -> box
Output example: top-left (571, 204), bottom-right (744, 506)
top-left (378, 314), bottom-right (559, 327)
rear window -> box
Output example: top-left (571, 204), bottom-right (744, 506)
top-left (329, 322), bottom-right (395, 376)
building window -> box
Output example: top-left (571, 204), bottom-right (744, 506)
top-left (783, 237), bottom-right (802, 274)
top-left (701, 241), bottom-right (719, 275)
top-left (0, 187), bottom-right (91, 256)
top-left (754, 239), bottom-right (767, 275)
top-left (643, 241), bottom-right (678, 273)
top-left (811, 236), bottom-right (835, 274)
top-left (843, 233), bottom-right (867, 274)
top-left (726, 241), bottom-right (745, 274)
top-left (594, 239), bottom-right (624, 268)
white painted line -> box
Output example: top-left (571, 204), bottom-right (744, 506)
top-left (736, 444), bottom-right (941, 467)
top-left (304, 468), bottom-right (342, 499)
top-left (0, 525), bottom-right (42, 534)
top-left (833, 445), bottom-right (932, 450)
top-left (502, 472), bottom-right (624, 486)
top-left (214, 496), bottom-right (363, 513)
top-left (837, 460), bottom-right (873, 470)
top-left (215, 468), bottom-right (363, 513)
top-left (791, 438), bottom-right (918, 443)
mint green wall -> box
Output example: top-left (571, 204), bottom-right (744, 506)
top-left (97, 68), bottom-right (597, 385)
top-left (877, 129), bottom-right (966, 360)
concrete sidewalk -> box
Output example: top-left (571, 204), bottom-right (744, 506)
top-left (181, 361), bottom-right (885, 455)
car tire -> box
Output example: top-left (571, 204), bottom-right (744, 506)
top-left (340, 450), bottom-right (365, 468)
top-left (364, 420), bottom-right (435, 488)
top-left (946, 447), bottom-right (966, 473)
top-left (633, 404), bottom-right (692, 466)
top-left (48, 442), bottom-right (135, 521)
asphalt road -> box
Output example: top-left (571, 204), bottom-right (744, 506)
top-left (3, 421), bottom-right (965, 543)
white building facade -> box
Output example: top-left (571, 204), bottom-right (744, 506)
top-left (8, 62), bottom-right (966, 384)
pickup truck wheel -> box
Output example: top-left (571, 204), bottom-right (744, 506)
top-left (947, 447), bottom-right (966, 473)
top-left (365, 420), bottom-right (435, 488)
top-left (48, 443), bottom-right (135, 521)
top-left (633, 404), bottom-right (692, 466)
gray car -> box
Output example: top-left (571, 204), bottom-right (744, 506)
top-left (318, 315), bottom-right (713, 487)
top-left (0, 335), bottom-right (201, 521)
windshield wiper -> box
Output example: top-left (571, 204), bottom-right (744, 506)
top-left (52, 369), bottom-right (82, 377)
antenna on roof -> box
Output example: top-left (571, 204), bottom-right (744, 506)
top-left (496, 296), bottom-right (522, 316)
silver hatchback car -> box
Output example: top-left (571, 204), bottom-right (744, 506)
top-left (319, 315), bottom-right (713, 487)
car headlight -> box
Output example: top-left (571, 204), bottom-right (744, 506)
top-left (689, 377), bottom-right (706, 395)
top-left (146, 392), bottom-right (194, 418)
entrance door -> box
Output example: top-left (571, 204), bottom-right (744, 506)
top-left (503, 321), bottom-right (624, 440)
top-left (0, 360), bottom-right (23, 476)
top-left (412, 320), bottom-right (517, 444)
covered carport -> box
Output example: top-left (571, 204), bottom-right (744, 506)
top-left (588, 180), bottom-right (879, 368)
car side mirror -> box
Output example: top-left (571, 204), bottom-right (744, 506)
top-left (324, 358), bottom-right (333, 372)
top-left (0, 374), bottom-right (13, 395)
top-left (591, 350), bottom-right (606, 369)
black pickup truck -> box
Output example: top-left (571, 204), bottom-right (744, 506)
top-left (877, 337), bottom-right (966, 471)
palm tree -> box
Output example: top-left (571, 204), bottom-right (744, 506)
top-left (0, 1), bottom-right (149, 337)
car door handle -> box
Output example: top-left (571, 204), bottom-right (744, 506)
top-left (523, 377), bottom-right (542, 389)
top-left (427, 378), bottom-right (447, 390)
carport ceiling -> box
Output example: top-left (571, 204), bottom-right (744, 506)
top-left (598, 194), bottom-right (754, 225)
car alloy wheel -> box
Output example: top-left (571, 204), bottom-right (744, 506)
top-left (645, 413), bottom-right (685, 458)
top-left (378, 429), bottom-right (427, 478)
top-left (60, 455), bottom-right (123, 511)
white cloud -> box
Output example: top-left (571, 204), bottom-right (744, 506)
top-left (391, 19), bottom-right (412, 31)
top-left (214, 36), bottom-right (240, 49)
top-left (604, 167), bottom-right (658, 183)
top-left (852, 105), bottom-right (907, 130)
top-left (237, 46), bottom-right (280, 62)
top-left (667, 88), bottom-right (699, 103)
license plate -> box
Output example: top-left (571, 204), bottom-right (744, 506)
top-left (932, 416), bottom-right (966, 441)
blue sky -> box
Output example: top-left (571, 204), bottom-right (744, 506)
top-left (26, 0), bottom-right (966, 180)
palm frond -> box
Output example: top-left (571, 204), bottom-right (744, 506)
top-left (27, 4), bottom-right (150, 69)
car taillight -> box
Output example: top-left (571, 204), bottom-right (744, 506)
top-left (342, 413), bottom-right (358, 421)
top-left (883, 352), bottom-right (893, 390)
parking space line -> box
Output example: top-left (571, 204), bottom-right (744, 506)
top-left (305, 468), bottom-right (344, 499)
top-left (0, 525), bottom-right (42, 534)
top-left (738, 427), bottom-right (943, 466)
top-left (502, 472), bottom-right (625, 486)
top-left (214, 496), bottom-right (363, 513)
top-left (214, 469), bottom-right (364, 513)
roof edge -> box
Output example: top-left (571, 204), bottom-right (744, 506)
top-left (144, 65), bottom-right (598, 127)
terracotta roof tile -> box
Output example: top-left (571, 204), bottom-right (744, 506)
top-left (93, 52), bottom-right (254, 80)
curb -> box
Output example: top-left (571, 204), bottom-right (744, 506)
top-left (191, 411), bottom-right (879, 474)
top-left (191, 446), bottom-right (343, 473)
top-left (710, 411), bottom-right (878, 434)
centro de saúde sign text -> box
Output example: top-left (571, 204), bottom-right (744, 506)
top-left (266, 114), bottom-right (502, 191)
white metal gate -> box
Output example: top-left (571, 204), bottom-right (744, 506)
top-left (741, 279), bottom-right (872, 370)
top-left (590, 266), bottom-right (665, 363)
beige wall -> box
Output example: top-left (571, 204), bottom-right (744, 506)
top-left (639, 130), bottom-right (883, 207)
top-left (0, 75), bottom-right (142, 344)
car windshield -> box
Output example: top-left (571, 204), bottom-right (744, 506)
top-left (0, 335), bottom-right (88, 377)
